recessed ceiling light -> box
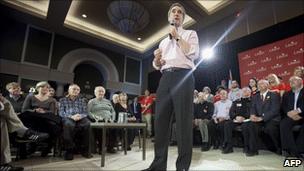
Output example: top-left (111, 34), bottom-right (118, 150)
top-left (82, 14), bottom-right (87, 18)
top-left (137, 37), bottom-right (141, 41)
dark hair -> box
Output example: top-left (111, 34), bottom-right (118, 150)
top-left (248, 77), bottom-right (258, 89)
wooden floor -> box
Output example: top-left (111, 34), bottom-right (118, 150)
top-left (11, 138), bottom-right (303, 170)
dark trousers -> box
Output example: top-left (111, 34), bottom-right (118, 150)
top-left (150, 70), bottom-right (194, 170)
top-left (242, 120), bottom-right (280, 153)
top-left (92, 129), bottom-right (117, 153)
top-left (280, 117), bottom-right (304, 155)
top-left (19, 111), bottom-right (61, 152)
top-left (223, 121), bottom-right (243, 149)
top-left (208, 120), bottom-right (228, 147)
top-left (62, 117), bottom-right (90, 153)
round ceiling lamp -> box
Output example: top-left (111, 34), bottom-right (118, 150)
top-left (107, 0), bottom-right (150, 34)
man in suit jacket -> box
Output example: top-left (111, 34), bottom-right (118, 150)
top-left (129, 97), bottom-right (142, 122)
top-left (222, 87), bottom-right (252, 154)
top-left (280, 76), bottom-right (304, 158)
top-left (242, 79), bottom-right (281, 156)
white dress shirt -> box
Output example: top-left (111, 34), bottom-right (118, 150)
top-left (153, 26), bottom-right (199, 71)
top-left (213, 99), bottom-right (233, 120)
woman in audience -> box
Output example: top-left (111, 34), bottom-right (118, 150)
top-left (88, 86), bottom-right (117, 153)
top-left (202, 86), bottom-right (214, 103)
top-left (114, 93), bottom-right (136, 150)
top-left (248, 78), bottom-right (258, 95)
top-left (267, 73), bottom-right (286, 96)
top-left (21, 81), bottom-right (61, 157)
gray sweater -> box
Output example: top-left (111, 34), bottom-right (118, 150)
top-left (22, 95), bottom-right (56, 114)
top-left (88, 98), bottom-right (116, 121)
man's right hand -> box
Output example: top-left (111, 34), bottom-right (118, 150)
top-left (153, 48), bottom-right (165, 67)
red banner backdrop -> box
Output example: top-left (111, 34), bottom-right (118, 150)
top-left (238, 33), bottom-right (304, 87)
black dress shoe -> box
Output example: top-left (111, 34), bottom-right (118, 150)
top-left (82, 152), bottom-right (93, 158)
top-left (64, 151), bottom-right (74, 160)
top-left (222, 147), bottom-right (233, 154)
top-left (201, 143), bottom-right (210, 151)
top-left (106, 148), bottom-right (117, 154)
top-left (0, 164), bottom-right (24, 171)
top-left (246, 151), bottom-right (259, 157)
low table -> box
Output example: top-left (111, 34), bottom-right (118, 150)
top-left (90, 122), bottom-right (147, 167)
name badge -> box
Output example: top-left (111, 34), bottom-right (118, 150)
top-left (237, 103), bottom-right (242, 107)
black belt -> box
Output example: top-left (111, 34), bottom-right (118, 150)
top-left (162, 67), bottom-right (190, 73)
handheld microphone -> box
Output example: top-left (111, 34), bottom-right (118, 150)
top-left (169, 19), bottom-right (176, 40)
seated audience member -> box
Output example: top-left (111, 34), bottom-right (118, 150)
top-left (0, 94), bottom-right (48, 171)
top-left (294, 66), bottom-right (304, 80)
top-left (59, 84), bottom-right (92, 160)
top-left (228, 80), bottom-right (243, 102)
top-left (5, 82), bottom-right (26, 114)
top-left (280, 76), bottom-right (304, 158)
top-left (193, 90), bottom-right (199, 104)
top-left (222, 87), bottom-right (252, 154)
top-left (242, 79), bottom-right (281, 156)
top-left (193, 92), bottom-right (214, 151)
top-left (208, 89), bottom-right (232, 149)
top-left (47, 87), bottom-right (59, 115)
top-left (88, 86), bottom-right (117, 153)
top-left (285, 66), bottom-right (304, 91)
top-left (111, 94), bottom-right (119, 107)
top-left (129, 97), bottom-right (142, 122)
top-left (213, 86), bottom-right (225, 103)
top-left (202, 86), bottom-right (214, 103)
top-left (267, 73), bottom-right (286, 96)
top-left (21, 81), bottom-right (61, 157)
top-left (114, 93), bottom-right (136, 150)
top-left (248, 78), bottom-right (258, 95)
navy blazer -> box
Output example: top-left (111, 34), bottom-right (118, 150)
top-left (250, 91), bottom-right (281, 122)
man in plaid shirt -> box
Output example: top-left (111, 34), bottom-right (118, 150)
top-left (59, 84), bottom-right (91, 160)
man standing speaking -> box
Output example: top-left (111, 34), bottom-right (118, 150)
top-left (143, 3), bottom-right (199, 171)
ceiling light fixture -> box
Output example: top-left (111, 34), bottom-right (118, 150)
top-left (107, 1), bottom-right (150, 33)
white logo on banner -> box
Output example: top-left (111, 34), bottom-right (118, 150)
top-left (271, 63), bottom-right (283, 70)
top-left (261, 57), bottom-right (272, 63)
top-left (278, 71), bottom-right (291, 77)
top-left (285, 41), bottom-right (298, 48)
top-left (242, 54), bottom-right (251, 60)
top-left (288, 60), bottom-right (301, 66)
top-left (254, 50), bottom-right (265, 56)
top-left (248, 61), bottom-right (257, 66)
top-left (269, 46), bottom-right (280, 52)
top-left (276, 53), bottom-right (288, 59)
top-left (294, 48), bottom-right (304, 55)
top-left (243, 70), bottom-right (253, 76)
top-left (256, 67), bottom-right (267, 73)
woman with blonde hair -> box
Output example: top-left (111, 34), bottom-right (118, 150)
top-left (267, 73), bottom-right (286, 97)
top-left (114, 92), bottom-right (136, 150)
top-left (21, 81), bottom-right (61, 157)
